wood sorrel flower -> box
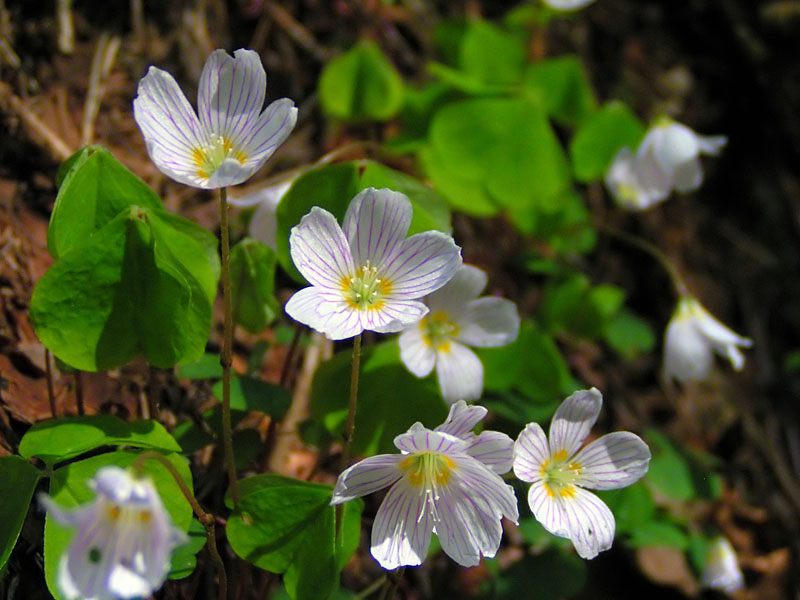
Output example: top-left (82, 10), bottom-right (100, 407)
top-left (606, 118), bottom-right (726, 209)
top-left (285, 187), bottom-right (462, 340)
top-left (398, 264), bottom-right (519, 403)
top-left (513, 388), bottom-right (651, 559)
top-left (701, 536), bottom-right (745, 594)
top-left (40, 466), bottom-right (187, 600)
top-left (331, 401), bottom-right (518, 569)
top-left (133, 48), bottom-right (297, 189)
top-left (663, 296), bottom-right (753, 383)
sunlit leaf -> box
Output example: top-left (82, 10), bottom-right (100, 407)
top-left (0, 457), bottom-right (40, 571)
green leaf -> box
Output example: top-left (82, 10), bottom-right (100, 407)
top-left (523, 56), bottom-right (597, 127)
top-left (486, 548), bottom-right (586, 600)
top-left (31, 206), bottom-right (218, 371)
top-left (479, 320), bottom-right (578, 409)
top-left (211, 376), bottom-right (291, 418)
top-left (427, 98), bottom-right (572, 221)
top-left (645, 430), bottom-right (696, 502)
top-left (626, 519), bottom-right (690, 550)
top-left (44, 451), bottom-right (193, 600)
top-left (569, 101), bottom-right (645, 182)
top-left (276, 161), bottom-right (452, 282)
top-left (169, 518), bottom-right (207, 579)
top-left (177, 353), bottom-right (224, 380)
top-left (539, 275), bottom-right (625, 339)
top-left (0, 457), bottom-right (40, 571)
top-left (48, 146), bottom-right (163, 259)
top-left (597, 482), bottom-right (655, 535)
top-left (459, 20), bottom-right (526, 87)
top-left (319, 41), bottom-right (405, 122)
top-left (231, 238), bottom-right (280, 333)
top-left (227, 475), bottom-right (362, 600)
top-left (19, 415), bottom-right (181, 466)
top-left (311, 340), bottom-right (448, 455)
top-left (604, 308), bottom-right (656, 360)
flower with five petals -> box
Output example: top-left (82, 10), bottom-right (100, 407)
top-left (331, 401), bottom-right (519, 569)
top-left (398, 264), bottom-right (519, 403)
top-left (513, 388), bottom-right (651, 559)
top-left (40, 466), bottom-right (187, 600)
top-left (133, 48), bottom-right (297, 189)
top-left (285, 187), bottom-right (462, 340)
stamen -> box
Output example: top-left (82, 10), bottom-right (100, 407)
top-left (343, 260), bottom-right (392, 311)
top-left (191, 134), bottom-right (249, 180)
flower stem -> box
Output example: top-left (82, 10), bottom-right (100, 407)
top-left (340, 333), bottom-right (362, 471)
top-left (44, 348), bottom-right (56, 418)
top-left (219, 186), bottom-right (240, 506)
top-left (602, 227), bottom-right (689, 297)
top-left (133, 451), bottom-right (227, 600)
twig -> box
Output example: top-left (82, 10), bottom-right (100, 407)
top-left (130, 0), bottom-right (145, 52)
top-left (340, 334), bottom-right (362, 472)
top-left (56, 0), bottom-right (74, 54)
top-left (74, 370), bottom-right (84, 415)
top-left (44, 348), bottom-right (56, 418)
top-left (0, 82), bottom-right (73, 161)
top-left (82, 33), bottom-right (121, 146)
top-left (263, 1), bottom-right (330, 62)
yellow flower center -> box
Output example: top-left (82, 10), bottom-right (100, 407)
top-left (541, 448), bottom-right (582, 499)
top-left (192, 133), bottom-right (248, 179)
top-left (421, 311), bottom-right (458, 352)
top-left (400, 451), bottom-right (457, 522)
top-left (341, 261), bottom-right (392, 311)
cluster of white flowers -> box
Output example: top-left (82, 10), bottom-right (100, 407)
top-left (39, 44), bottom-right (750, 600)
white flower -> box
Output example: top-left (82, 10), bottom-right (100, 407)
top-left (285, 187), bottom-right (462, 340)
top-left (228, 176), bottom-right (295, 250)
top-left (40, 466), bottom-right (187, 600)
top-left (605, 118), bottom-right (726, 210)
top-left (331, 401), bottom-right (518, 570)
top-left (701, 536), bottom-right (745, 594)
top-left (543, 0), bottom-right (595, 10)
top-left (513, 388), bottom-right (651, 559)
top-left (398, 264), bottom-right (519, 403)
top-left (663, 296), bottom-right (753, 383)
top-left (133, 48), bottom-right (297, 189)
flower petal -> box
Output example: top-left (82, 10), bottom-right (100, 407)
top-left (380, 231), bottom-right (461, 299)
top-left (559, 487), bottom-right (616, 559)
top-left (289, 207), bottom-right (355, 290)
top-left (435, 341), bottom-right (483, 403)
top-left (426, 264), bottom-right (487, 317)
top-left (435, 483), bottom-right (504, 567)
top-left (398, 325), bottom-right (436, 378)
top-left (526, 480), bottom-right (570, 539)
top-left (663, 314), bottom-right (714, 382)
top-left (197, 49), bottom-right (266, 148)
top-left (370, 478), bottom-right (432, 570)
top-left (513, 423), bottom-right (549, 483)
top-left (548, 388), bottom-right (602, 457)
top-left (342, 188), bottom-right (412, 270)
top-left (466, 431), bottom-right (515, 475)
top-left (393, 427), bottom-right (467, 455)
top-left (572, 432), bottom-right (651, 490)
top-left (361, 299), bottom-right (429, 335)
top-left (132, 66), bottom-right (206, 188)
top-left (285, 287), bottom-right (364, 340)
top-left (672, 158), bottom-right (703, 193)
top-left (238, 97), bottom-right (297, 168)
top-left (456, 297), bottom-right (520, 348)
top-left (697, 134), bottom-right (727, 156)
top-left (435, 400), bottom-right (487, 439)
top-left (450, 456), bottom-right (519, 522)
top-left (331, 454), bottom-right (404, 504)
top-left (652, 122), bottom-right (700, 172)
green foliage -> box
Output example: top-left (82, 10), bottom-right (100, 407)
top-left (19, 415), bottom-right (181, 466)
top-left (231, 238), bottom-right (280, 333)
top-left (226, 475), bottom-right (362, 600)
top-left (319, 41), bottom-right (405, 122)
top-left (44, 451), bottom-right (194, 599)
top-left (169, 518), bottom-right (207, 580)
top-left (626, 519), bottom-right (690, 550)
top-left (645, 430), bottom-right (723, 503)
top-left (484, 549), bottom-right (586, 600)
top-left (177, 352), bottom-right (224, 379)
top-left (48, 146), bottom-right (163, 260)
top-left (211, 376), bottom-right (291, 418)
top-left (539, 275), bottom-right (625, 339)
top-left (310, 340), bottom-right (448, 455)
top-left (0, 457), bottom-right (40, 571)
top-left (424, 97), bottom-right (573, 230)
top-left (275, 161), bottom-right (452, 282)
top-left (570, 101), bottom-right (645, 181)
top-left (604, 308), bottom-right (656, 360)
top-left (523, 55), bottom-right (597, 127)
top-left (479, 321), bottom-right (579, 424)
